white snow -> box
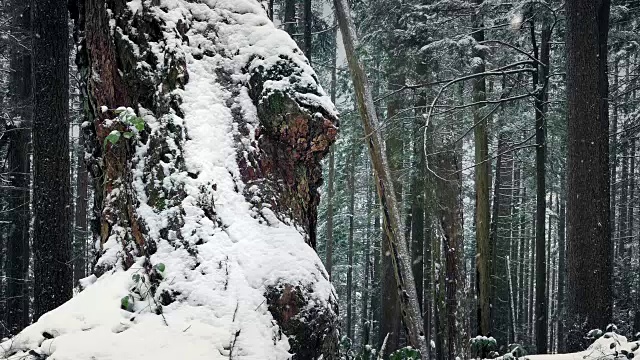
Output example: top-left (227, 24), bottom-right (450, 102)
top-left (0, 0), bottom-right (336, 359)
top-left (523, 333), bottom-right (640, 360)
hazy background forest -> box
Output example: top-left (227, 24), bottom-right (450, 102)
top-left (0, 0), bottom-right (639, 359)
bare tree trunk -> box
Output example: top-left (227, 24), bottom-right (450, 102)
top-left (566, 0), bottom-right (612, 351)
top-left (334, 0), bottom-right (428, 354)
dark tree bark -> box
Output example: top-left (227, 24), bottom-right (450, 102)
top-left (434, 146), bottom-right (464, 360)
top-left (411, 91), bottom-right (426, 316)
top-left (31, 0), bottom-right (73, 320)
top-left (284, 0), bottom-right (296, 35)
top-left (566, 0), bottom-right (612, 351)
top-left (533, 20), bottom-right (552, 355)
top-left (4, 0), bottom-right (31, 336)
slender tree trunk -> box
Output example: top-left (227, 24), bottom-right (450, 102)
top-left (5, 0), bottom-right (32, 335)
top-left (74, 130), bottom-right (89, 285)
top-left (566, 0), bottom-right (612, 351)
top-left (533, 21), bottom-right (552, 355)
top-left (361, 169), bottom-right (373, 353)
top-left (610, 61), bottom-right (618, 249)
top-left (346, 146), bottom-right (357, 340)
top-left (557, 175), bottom-right (567, 352)
top-left (32, 0), bottom-right (73, 320)
top-left (303, 0), bottom-right (312, 63)
top-left (472, 0), bottom-right (492, 337)
top-left (334, 0), bottom-right (428, 354)
top-left (491, 128), bottom-right (514, 347)
top-left (412, 87), bottom-right (427, 312)
top-left (325, 27), bottom-right (337, 280)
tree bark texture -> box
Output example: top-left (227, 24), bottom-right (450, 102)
top-left (0, 0), bottom-right (340, 358)
top-left (5, 0), bottom-right (32, 336)
top-left (534, 20), bottom-right (551, 355)
top-left (472, 0), bottom-right (492, 337)
top-left (566, 0), bottom-right (612, 351)
top-left (31, 0), bottom-right (73, 320)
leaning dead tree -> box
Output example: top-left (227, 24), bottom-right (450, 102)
top-left (1, 0), bottom-right (339, 359)
top-left (334, 0), bottom-right (429, 356)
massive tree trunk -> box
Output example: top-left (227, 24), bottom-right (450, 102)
top-left (5, 0), bottom-right (31, 336)
top-left (566, 0), bottom-right (612, 351)
top-left (31, 0), bottom-right (73, 320)
top-left (1, 1), bottom-right (339, 358)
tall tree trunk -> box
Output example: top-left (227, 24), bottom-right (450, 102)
top-left (566, 0), bottom-right (612, 351)
top-left (533, 20), bottom-right (552, 355)
top-left (325, 25), bottom-right (337, 280)
top-left (412, 85), bottom-right (427, 316)
top-left (361, 168), bottom-right (373, 353)
top-left (610, 61), bottom-right (618, 249)
top-left (557, 175), bottom-right (567, 352)
top-left (491, 129), bottom-right (514, 347)
top-left (380, 32), bottom-right (406, 356)
top-left (32, 0), bottom-right (73, 320)
top-left (434, 145), bottom-right (464, 360)
top-left (74, 129), bottom-right (89, 285)
top-left (303, 0), bottom-right (312, 62)
top-left (471, 0), bottom-right (492, 337)
top-left (5, 0), bottom-right (32, 336)
top-left (346, 146), bottom-right (357, 340)
top-left (334, 0), bottom-right (428, 354)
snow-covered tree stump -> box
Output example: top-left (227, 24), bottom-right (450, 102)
top-left (0, 0), bottom-right (339, 359)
